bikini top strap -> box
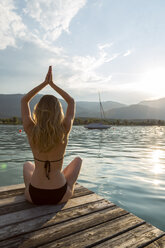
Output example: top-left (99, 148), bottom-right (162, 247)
top-left (34, 157), bottom-right (64, 163)
top-left (44, 161), bottom-right (51, 180)
top-left (34, 156), bottom-right (64, 180)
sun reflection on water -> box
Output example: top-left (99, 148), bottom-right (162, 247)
top-left (153, 179), bottom-right (160, 186)
top-left (151, 150), bottom-right (163, 174)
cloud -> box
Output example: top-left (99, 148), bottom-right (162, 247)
top-left (98, 43), bottom-right (113, 51)
top-left (24, 33), bottom-right (64, 55)
top-left (123, 50), bottom-right (131, 56)
top-left (0, 0), bottom-right (87, 53)
top-left (0, 0), bottom-right (26, 50)
top-left (24, 0), bottom-right (87, 42)
top-left (47, 43), bottom-right (119, 93)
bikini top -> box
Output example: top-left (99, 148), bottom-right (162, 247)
top-left (34, 156), bottom-right (64, 180)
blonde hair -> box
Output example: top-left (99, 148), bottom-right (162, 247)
top-left (31, 95), bottom-right (65, 152)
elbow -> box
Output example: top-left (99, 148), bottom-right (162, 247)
top-left (21, 96), bottom-right (26, 102)
top-left (70, 97), bottom-right (75, 105)
top-left (21, 95), bottom-right (28, 103)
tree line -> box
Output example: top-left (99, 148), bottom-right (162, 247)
top-left (0, 117), bottom-right (22, 124)
top-left (73, 117), bottom-right (165, 126)
top-left (0, 116), bottom-right (165, 126)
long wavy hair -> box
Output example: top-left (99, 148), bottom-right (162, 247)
top-left (31, 95), bottom-right (65, 152)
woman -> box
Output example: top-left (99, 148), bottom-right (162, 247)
top-left (21, 66), bottom-right (82, 205)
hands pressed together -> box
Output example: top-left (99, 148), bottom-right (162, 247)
top-left (22, 65), bottom-right (73, 110)
top-left (44, 66), bottom-right (54, 86)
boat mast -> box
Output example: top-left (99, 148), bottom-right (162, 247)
top-left (99, 92), bottom-right (106, 120)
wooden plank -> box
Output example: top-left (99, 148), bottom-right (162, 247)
top-left (0, 205), bottom-right (128, 248)
top-left (0, 183), bottom-right (25, 200)
top-left (72, 187), bottom-right (94, 198)
top-left (0, 182), bottom-right (80, 194)
top-left (0, 193), bottom-right (104, 228)
top-left (0, 186), bottom-right (94, 216)
top-left (0, 190), bottom-right (94, 217)
top-left (0, 199), bottom-right (114, 241)
top-left (0, 201), bottom-right (35, 216)
top-left (0, 194), bottom-right (25, 207)
top-left (35, 213), bottom-right (144, 248)
top-left (0, 183), bottom-right (25, 193)
top-left (92, 223), bottom-right (164, 248)
top-left (0, 188), bottom-right (25, 199)
top-left (1, 183), bottom-right (164, 248)
top-left (0, 184), bottom-right (93, 211)
top-left (144, 234), bottom-right (165, 247)
top-left (0, 183), bottom-right (84, 199)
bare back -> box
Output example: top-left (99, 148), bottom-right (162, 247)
top-left (26, 124), bottom-right (69, 189)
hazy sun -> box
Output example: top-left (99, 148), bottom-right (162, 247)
top-left (141, 67), bottom-right (165, 97)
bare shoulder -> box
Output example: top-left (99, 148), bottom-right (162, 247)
top-left (63, 120), bottom-right (72, 134)
top-left (21, 97), bottom-right (35, 134)
top-left (63, 99), bottom-right (75, 134)
top-left (24, 122), bottom-right (35, 138)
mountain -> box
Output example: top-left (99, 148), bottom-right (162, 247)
top-left (105, 104), bottom-right (161, 119)
top-left (1, 94), bottom-right (165, 120)
top-left (75, 101), bottom-right (126, 117)
top-left (0, 94), bottom-right (126, 119)
top-left (0, 94), bottom-right (43, 118)
top-left (139, 98), bottom-right (165, 109)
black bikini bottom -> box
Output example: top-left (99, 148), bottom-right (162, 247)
top-left (29, 182), bottom-right (68, 205)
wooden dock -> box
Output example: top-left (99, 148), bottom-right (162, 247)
top-left (0, 183), bottom-right (165, 248)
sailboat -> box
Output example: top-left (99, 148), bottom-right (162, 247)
top-left (84, 93), bottom-right (111, 130)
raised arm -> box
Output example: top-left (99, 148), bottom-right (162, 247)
top-left (49, 69), bottom-right (75, 134)
top-left (21, 66), bottom-right (51, 133)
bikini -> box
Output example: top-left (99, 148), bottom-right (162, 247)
top-left (29, 156), bottom-right (68, 205)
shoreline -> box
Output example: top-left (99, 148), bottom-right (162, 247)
top-left (1, 117), bottom-right (165, 126)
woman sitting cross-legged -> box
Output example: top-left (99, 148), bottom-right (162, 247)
top-left (21, 66), bottom-right (82, 205)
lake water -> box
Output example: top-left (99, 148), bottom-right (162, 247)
top-left (0, 125), bottom-right (165, 231)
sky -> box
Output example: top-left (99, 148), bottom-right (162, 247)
top-left (0, 0), bottom-right (165, 104)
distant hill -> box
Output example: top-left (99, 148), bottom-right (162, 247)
top-left (1, 94), bottom-right (165, 120)
top-left (0, 94), bottom-right (43, 118)
top-left (139, 98), bottom-right (165, 109)
top-left (0, 94), bottom-right (126, 119)
top-left (105, 104), bottom-right (161, 119)
top-left (75, 101), bottom-right (126, 117)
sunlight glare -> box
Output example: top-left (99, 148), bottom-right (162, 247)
top-left (151, 150), bottom-right (163, 174)
top-left (153, 179), bottom-right (160, 186)
top-left (140, 67), bottom-right (165, 97)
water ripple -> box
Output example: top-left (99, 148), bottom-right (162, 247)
top-left (0, 125), bottom-right (165, 231)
